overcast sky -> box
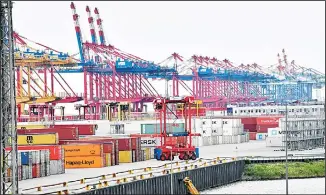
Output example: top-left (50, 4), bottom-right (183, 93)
top-left (12, 1), bottom-right (325, 73)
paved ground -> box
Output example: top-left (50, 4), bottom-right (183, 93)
top-left (18, 140), bottom-right (324, 194)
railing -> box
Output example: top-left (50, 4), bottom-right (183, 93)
top-left (20, 154), bottom-right (325, 194)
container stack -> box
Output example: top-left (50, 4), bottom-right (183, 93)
top-left (241, 116), bottom-right (281, 140)
top-left (192, 118), bottom-right (249, 146)
top-left (63, 144), bottom-right (108, 168)
top-left (4, 148), bottom-right (58, 182)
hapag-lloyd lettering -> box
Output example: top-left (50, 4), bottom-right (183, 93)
top-left (66, 159), bottom-right (95, 166)
top-left (65, 148), bottom-right (81, 152)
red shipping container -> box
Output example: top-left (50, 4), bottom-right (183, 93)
top-left (249, 132), bottom-right (257, 140)
top-left (243, 124), bottom-right (258, 132)
top-left (5, 145), bottom-right (62, 160)
top-left (117, 138), bottom-right (131, 151)
top-left (51, 124), bottom-right (96, 135)
top-left (241, 117), bottom-right (257, 125)
top-left (256, 117), bottom-right (280, 125)
top-left (17, 127), bottom-right (79, 140)
top-left (131, 137), bottom-right (138, 150)
top-left (256, 124), bottom-right (279, 133)
top-left (32, 164), bottom-right (40, 178)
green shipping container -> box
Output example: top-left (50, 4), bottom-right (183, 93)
top-left (141, 123), bottom-right (185, 134)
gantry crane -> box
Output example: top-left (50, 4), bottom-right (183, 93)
top-left (153, 96), bottom-right (200, 161)
top-left (1, 1), bottom-right (18, 194)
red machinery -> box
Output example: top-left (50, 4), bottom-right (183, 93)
top-left (153, 96), bottom-right (200, 161)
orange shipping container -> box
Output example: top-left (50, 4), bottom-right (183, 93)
top-left (65, 156), bottom-right (104, 168)
top-left (63, 144), bottom-right (103, 157)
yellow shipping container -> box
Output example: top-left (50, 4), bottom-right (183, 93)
top-left (17, 124), bottom-right (47, 129)
top-left (17, 133), bottom-right (58, 145)
top-left (65, 156), bottom-right (104, 169)
top-left (145, 148), bottom-right (151, 160)
top-left (105, 153), bottom-right (111, 166)
top-left (63, 144), bottom-right (103, 157)
top-left (119, 151), bottom-right (132, 163)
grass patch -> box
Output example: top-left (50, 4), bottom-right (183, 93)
top-left (243, 160), bottom-right (325, 181)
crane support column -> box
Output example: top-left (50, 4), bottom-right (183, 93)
top-left (1, 1), bottom-right (18, 194)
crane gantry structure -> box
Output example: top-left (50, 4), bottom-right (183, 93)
top-left (9, 2), bottom-right (325, 122)
top-left (1, 1), bottom-right (18, 194)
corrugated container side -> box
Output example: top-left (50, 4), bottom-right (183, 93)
top-left (17, 127), bottom-right (79, 140)
top-left (63, 144), bottom-right (103, 157)
top-left (118, 151), bottom-right (132, 163)
top-left (32, 164), bottom-right (40, 178)
top-left (132, 150), bottom-right (136, 162)
top-left (117, 138), bottom-right (132, 151)
top-left (17, 133), bottom-right (59, 145)
top-left (51, 124), bottom-right (95, 135)
top-left (249, 132), bottom-right (257, 140)
top-left (9, 145), bottom-right (63, 160)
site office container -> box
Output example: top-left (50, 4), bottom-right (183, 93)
top-left (17, 133), bottom-right (59, 145)
top-left (17, 127), bottom-right (79, 140)
top-left (6, 145), bottom-right (63, 160)
top-left (62, 144), bottom-right (103, 157)
top-left (249, 132), bottom-right (257, 140)
top-left (64, 155), bottom-right (105, 169)
top-left (60, 140), bottom-right (117, 166)
top-left (51, 124), bottom-right (96, 135)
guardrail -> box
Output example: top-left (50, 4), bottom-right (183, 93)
top-left (20, 153), bottom-right (325, 195)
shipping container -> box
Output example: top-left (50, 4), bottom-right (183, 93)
top-left (256, 117), bottom-right (281, 125)
top-left (141, 123), bottom-right (185, 134)
top-left (65, 156), bottom-right (104, 168)
top-left (18, 127), bottom-right (79, 140)
top-left (61, 139), bottom-right (118, 166)
top-left (119, 151), bottom-right (132, 163)
top-left (17, 124), bottom-right (47, 129)
top-left (17, 133), bottom-right (59, 145)
top-left (243, 124), bottom-right (257, 132)
top-left (256, 124), bottom-right (279, 133)
top-left (51, 124), bottom-right (96, 135)
top-left (63, 144), bottom-right (103, 157)
top-left (116, 138), bottom-right (132, 151)
top-left (32, 164), bottom-right (40, 178)
top-left (249, 132), bottom-right (257, 140)
top-left (6, 145), bottom-right (63, 160)
top-left (240, 117), bottom-right (257, 125)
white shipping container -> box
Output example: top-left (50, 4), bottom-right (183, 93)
top-left (140, 137), bottom-right (161, 147)
top-left (211, 135), bottom-right (218, 145)
top-left (40, 163), bottom-right (46, 177)
top-left (218, 136), bottom-right (223, 144)
top-left (237, 135), bottom-right (241, 143)
top-left (222, 135), bottom-right (232, 144)
top-left (203, 136), bottom-right (212, 146)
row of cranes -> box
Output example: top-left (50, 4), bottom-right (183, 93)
top-left (12, 2), bottom-right (325, 121)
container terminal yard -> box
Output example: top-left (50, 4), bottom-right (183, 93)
top-left (1, 1), bottom-right (325, 195)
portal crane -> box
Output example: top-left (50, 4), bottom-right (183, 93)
top-left (153, 96), bottom-right (199, 161)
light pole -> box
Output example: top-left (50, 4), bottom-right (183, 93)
top-left (285, 102), bottom-right (289, 195)
top-left (166, 146), bottom-right (173, 194)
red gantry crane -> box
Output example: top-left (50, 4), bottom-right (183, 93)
top-left (153, 96), bottom-right (200, 161)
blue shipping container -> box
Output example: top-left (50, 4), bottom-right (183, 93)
top-left (195, 147), bottom-right (199, 158)
top-left (141, 123), bottom-right (185, 134)
top-left (154, 148), bottom-right (162, 160)
top-left (20, 151), bottom-right (30, 165)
